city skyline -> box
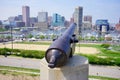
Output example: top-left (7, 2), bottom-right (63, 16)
top-left (0, 0), bottom-right (120, 23)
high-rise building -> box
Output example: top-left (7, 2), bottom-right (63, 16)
top-left (95, 19), bottom-right (110, 36)
top-left (95, 19), bottom-right (109, 32)
top-left (73, 6), bottom-right (83, 35)
top-left (18, 15), bottom-right (23, 21)
top-left (38, 12), bottom-right (48, 22)
top-left (84, 15), bottom-right (92, 23)
top-left (30, 17), bottom-right (38, 27)
top-left (119, 18), bottom-right (120, 23)
top-left (48, 16), bottom-right (52, 26)
top-left (52, 13), bottom-right (65, 27)
top-left (22, 6), bottom-right (30, 27)
top-left (83, 15), bottom-right (92, 30)
top-left (115, 18), bottom-right (120, 31)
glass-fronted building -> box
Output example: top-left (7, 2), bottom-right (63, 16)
top-left (95, 19), bottom-right (109, 32)
top-left (52, 13), bottom-right (65, 27)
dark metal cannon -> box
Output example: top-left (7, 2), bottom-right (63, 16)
top-left (45, 23), bottom-right (78, 68)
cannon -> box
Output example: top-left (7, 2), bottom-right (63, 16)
top-left (45, 23), bottom-right (78, 68)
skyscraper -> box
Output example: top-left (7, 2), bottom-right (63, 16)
top-left (52, 13), bottom-right (65, 27)
top-left (83, 15), bottom-right (92, 30)
top-left (119, 18), bottom-right (120, 23)
top-left (18, 15), bottom-right (23, 21)
top-left (73, 6), bottom-right (83, 35)
top-left (22, 6), bottom-right (30, 27)
top-left (84, 15), bottom-right (92, 23)
top-left (38, 12), bottom-right (48, 22)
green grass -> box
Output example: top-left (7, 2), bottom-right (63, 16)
top-left (98, 48), bottom-right (120, 57)
top-left (89, 75), bottom-right (120, 80)
top-left (0, 66), bottom-right (40, 76)
top-left (77, 43), bottom-right (120, 66)
top-left (0, 66), bottom-right (40, 72)
top-left (112, 44), bottom-right (120, 51)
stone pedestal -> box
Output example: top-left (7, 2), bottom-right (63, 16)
top-left (40, 55), bottom-right (89, 80)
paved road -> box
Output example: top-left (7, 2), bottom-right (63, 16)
top-left (0, 56), bottom-right (120, 79)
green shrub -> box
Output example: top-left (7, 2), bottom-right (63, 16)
top-left (17, 50), bottom-right (45, 59)
top-left (101, 43), bottom-right (110, 48)
top-left (0, 48), bottom-right (11, 55)
top-left (12, 49), bottom-right (21, 52)
top-left (0, 48), bottom-right (45, 59)
top-left (114, 58), bottom-right (120, 66)
top-left (81, 54), bottom-right (118, 66)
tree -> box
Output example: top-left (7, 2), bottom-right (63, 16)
top-left (78, 36), bottom-right (83, 41)
top-left (98, 37), bottom-right (104, 41)
top-left (51, 34), bottom-right (56, 40)
top-left (40, 35), bottom-right (45, 40)
top-left (6, 36), bottom-right (11, 40)
top-left (0, 28), bottom-right (5, 32)
top-left (84, 36), bottom-right (89, 41)
top-left (0, 34), bottom-right (5, 39)
top-left (27, 34), bottom-right (33, 38)
top-left (90, 36), bottom-right (96, 41)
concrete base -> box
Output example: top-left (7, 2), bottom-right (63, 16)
top-left (40, 55), bottom-right (89, 80)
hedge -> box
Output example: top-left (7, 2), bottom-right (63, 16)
top-left (81, 54), bottom-right (120, 66)
top-left (101, 43), bottom-right (110, 48)
top-left (0, 48), bottom-right (45, 59)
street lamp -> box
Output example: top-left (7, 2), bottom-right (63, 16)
top-left (10, 25), bottom-right (13, 54)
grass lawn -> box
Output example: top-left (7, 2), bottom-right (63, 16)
top-left (77, 43), bottom-right (120, 66)
top-left (89, 75), bottom-right (120, 80)
top-left (0, 66), bottom-right (40, 76)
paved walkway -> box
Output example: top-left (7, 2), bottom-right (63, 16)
top-left (0, 56), bottom-right (120, 79)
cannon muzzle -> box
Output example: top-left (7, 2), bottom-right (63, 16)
top-left (46, 49), bottom-right (67, 68)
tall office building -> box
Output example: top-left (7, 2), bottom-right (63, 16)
top-left (115, 18), bottom-right (120, 31)
top-left (38, 12), bottom-right (48, 22)
top-left (119, 18), bottom-right (120, 23)
top-left (95, 19), bottom-right (110, 36)
top-left (84, 15), bottom-right (92, 23)
top-left (95, 19), bottom-right (109, 32)
top-left (48, 16), bottom-right (52, 26)
top-left (83, 15), bottom-right (92, 30)
top-left (22, 6), bottom-right (30, 27)
top-left (52, 13), bottom-right (65, 27)
top-left (30, 17), bottom-right (38, 27)
top-left (73, 6), bottom-right (83, 35)
top-left (18, 15), bottom-right (23, 21)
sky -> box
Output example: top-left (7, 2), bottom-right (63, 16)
top-left (0, 0), bottom-right (120, 23)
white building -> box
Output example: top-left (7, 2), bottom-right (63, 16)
top-left (38, 12), bottom-right (48, 22)
top-left (73, 6), bottom-right (83, 35)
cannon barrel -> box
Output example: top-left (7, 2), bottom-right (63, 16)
top-left (45, 23), bottom-right (78, 68)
